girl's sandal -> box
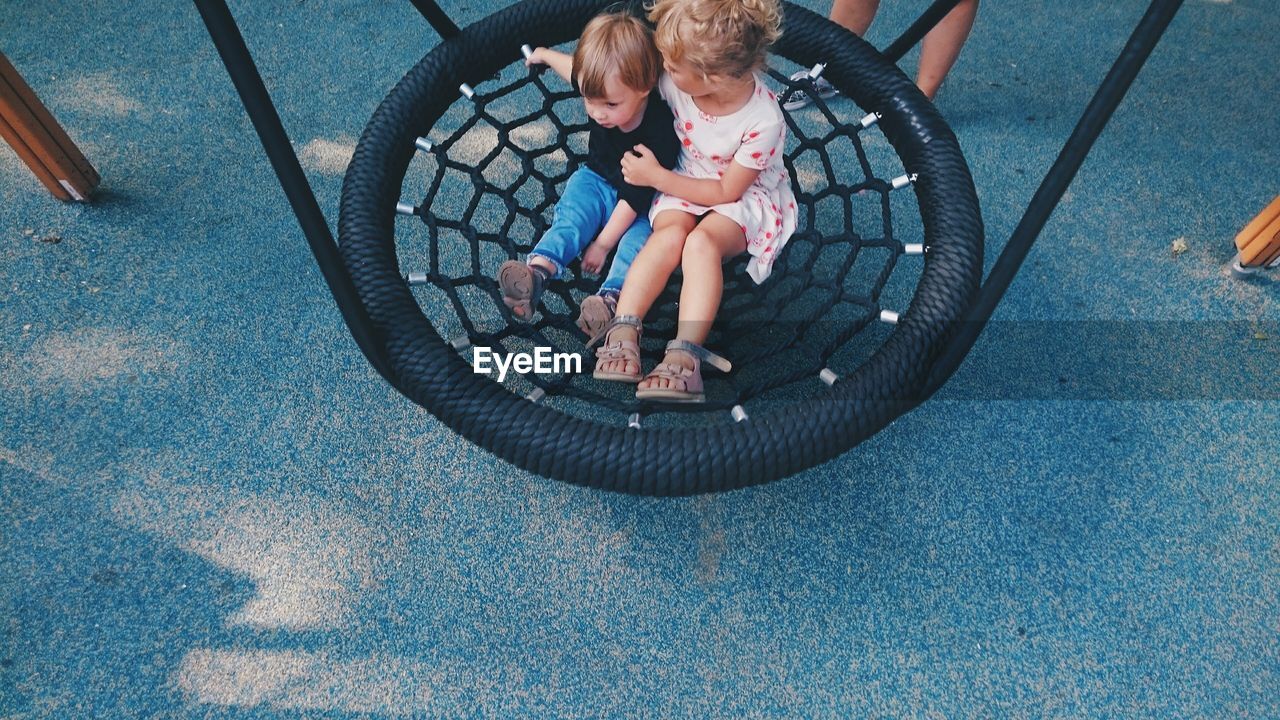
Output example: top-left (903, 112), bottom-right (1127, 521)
top-left (588, 314), bottom-right (644, 383)
top-left (635, 339), bottom-right (733, 404)
top-left (498, 260), bottom-right (546, 322)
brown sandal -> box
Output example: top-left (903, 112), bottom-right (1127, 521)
top-left (497, 260), bottom-right (547, 322)
top-left (577, 291), bottom-right (619, 337)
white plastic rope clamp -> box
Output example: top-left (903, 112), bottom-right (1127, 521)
top-left (879, 309), bottom-right (900, 325)
top-left (395, 202), bottom-right (417, 216)
top-left (819, 368), bottom-right (839, 386)
top-left (890, 173), bottom-right (918, 191)
top-left (731, 405), bottom-right (749, 423)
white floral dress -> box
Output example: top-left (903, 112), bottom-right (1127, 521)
top-left (650, 71), bottom-right (798, 284)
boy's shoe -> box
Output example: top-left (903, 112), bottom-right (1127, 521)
top-left (498, 261), bottom-right (549, 322)
top-left (782, 71), bottom-right (839, 111)
top-left (577, 290), bottom-right (619, 337)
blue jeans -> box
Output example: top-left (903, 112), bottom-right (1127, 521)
top-left (528, 167), bottom-right (651, 295)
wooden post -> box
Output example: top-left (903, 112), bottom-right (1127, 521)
top-left (1234, 195), bottom-right (1280, 269)
top-left (0, 51), bottom-right (99, 201)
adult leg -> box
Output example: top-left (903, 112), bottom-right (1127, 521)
top-left (781, 0), bottom-right (877, 111)
top-left (828, 0), bottom-right (978, 101)
top-left (638, 213), bottom-right (745, 394)
top-left (916, 0), bottom-right (978, 100)
top-left (829, 0), bottom-right (879, 36)
top-left (595, 211), bottom-right (696, 378)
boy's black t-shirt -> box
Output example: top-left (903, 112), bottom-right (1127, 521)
top-left (583, 91), bottom-right (680, 215)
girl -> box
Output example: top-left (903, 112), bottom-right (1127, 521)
top-left (592, 0), bottom-right (797, 403)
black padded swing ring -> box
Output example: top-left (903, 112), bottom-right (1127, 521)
top-left (339, 0), bottom-right (983, 495)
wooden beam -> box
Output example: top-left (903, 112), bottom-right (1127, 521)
top-left (0, 51), bottom-right (99, 201)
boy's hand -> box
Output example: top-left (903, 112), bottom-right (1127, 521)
top-left (621, 144), bottom-right (663, 188)
top-left (581, 241), bottom-right (610, 275)
top-left (524, 47), bottom-right (547, 67)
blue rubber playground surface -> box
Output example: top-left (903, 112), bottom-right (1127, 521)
top-left (2, 0), bottom-right (1278, 716)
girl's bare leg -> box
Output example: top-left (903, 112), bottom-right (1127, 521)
top-left (639, 213), bottom-right (746, 393)
top-left (596, 211), bottom-right (696, 377)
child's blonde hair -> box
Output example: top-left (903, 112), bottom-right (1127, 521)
top-left (647, 0), bottom-right (782, 79)
top-left (572, 11), bottom-right (663, 98)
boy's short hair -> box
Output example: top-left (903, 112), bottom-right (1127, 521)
top-left (572, 12), bottom-right (662, 98)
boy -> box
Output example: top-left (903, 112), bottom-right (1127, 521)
top-left (498, 11), bottom-right (680, 336)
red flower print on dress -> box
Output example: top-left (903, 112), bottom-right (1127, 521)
top-left (684, 121), bottom-right (693, 130)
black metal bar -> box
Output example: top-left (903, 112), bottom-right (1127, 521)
top-left (407, 0), bottom-right (461, 39)
top-left (923, 0), bottom-right (1185, 396)
top-left (192, 0), bottom-right (400, 388)
top-left (882, 0), bottom-right (966, 63)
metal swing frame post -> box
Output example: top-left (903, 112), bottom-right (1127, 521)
top-left (763, 0), bottom-right (1186, 399)
top-left (923, 0), bottom-right (1185, 396)
top-left (192, 0), bottom-right (458, 391)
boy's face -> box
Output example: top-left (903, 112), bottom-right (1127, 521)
top-left (582, 72), bottom-right (649, 132)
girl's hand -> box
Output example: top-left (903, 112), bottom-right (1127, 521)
top-left (524, 47), bottom-right (547, 67)
top-left (621, 144), bottom-right (663, 188)
top-left (581, 241), bottom-right (610, 275)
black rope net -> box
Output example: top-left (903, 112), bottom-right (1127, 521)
top-left (339, 0), bottom-right (983, 493)
top-left (398, 63), bottom-right (925, 423)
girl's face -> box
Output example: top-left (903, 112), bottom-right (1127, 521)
top-left (662, 58), bottom-right (714, 98)
top-left (581, 73), bottom-right (650, 132)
